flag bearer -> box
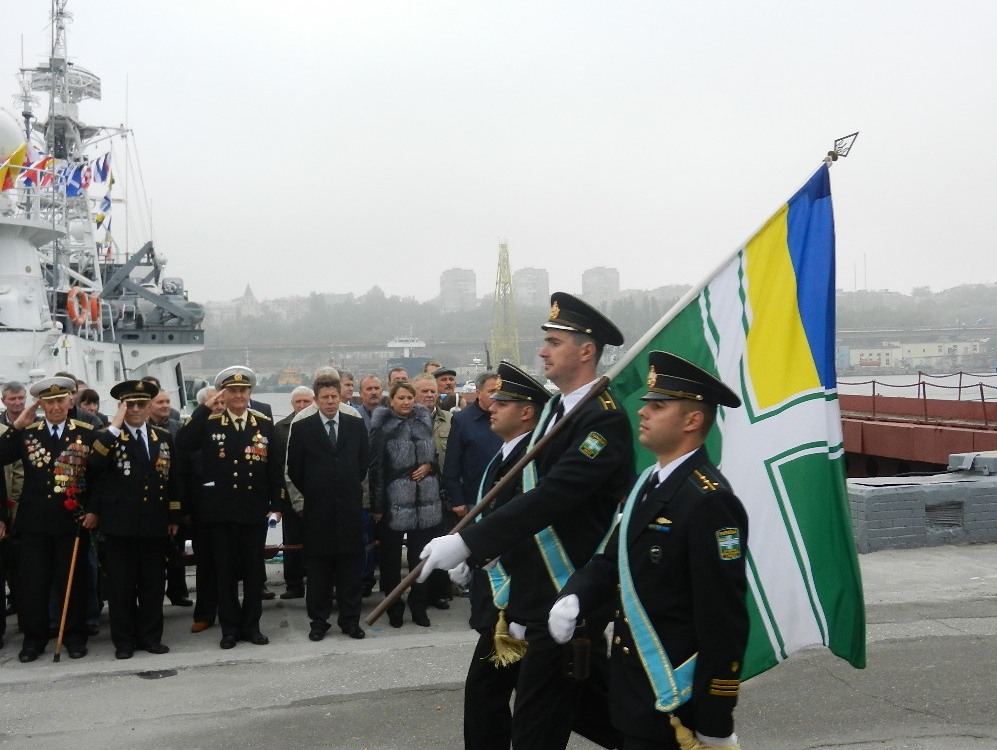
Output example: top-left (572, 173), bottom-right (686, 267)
top-left (548, 351), bottom-right (749, 750)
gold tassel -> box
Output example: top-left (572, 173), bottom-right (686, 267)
top-left (488, 610), bottom-right (528, 667)
top-left (669, 714), bottom-right (699, 750)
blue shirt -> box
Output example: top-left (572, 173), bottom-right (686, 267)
top-left (442, 400), bottom-right (502, 507)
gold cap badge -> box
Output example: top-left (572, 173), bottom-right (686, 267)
top-left (549, 300), bottom-right (560, 320)
top-left (647, 365), bottom-right (657, 388)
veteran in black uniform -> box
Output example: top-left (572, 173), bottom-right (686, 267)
top-left (419, 293), bottom-right (635, 750)
top-left (0, 377), bottom-right (98, 662)
top-left (549, 352), bottom-right (749, 750)
top-left (176, 366), bottom-right (286, 649)
top-left (455, 362), bottom-right (550, 750)
top-left (88, 380), bottom-right (181, 659)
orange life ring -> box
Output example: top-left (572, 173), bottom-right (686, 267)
top-left (66, 287), bottom-right (100, 327)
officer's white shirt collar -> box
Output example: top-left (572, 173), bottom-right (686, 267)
top-left (106, 423), bottom-right (146, 440)
top-left (322, 412), bottom-right (340, 429)
top-left (559, 378), bottom-right (600, 416)
top-left (500, 431), bottom-right (530, 461)
top-left (650, 448), bottom-right (698, 487)
top-left (45, 419), bottom-right (67, 435)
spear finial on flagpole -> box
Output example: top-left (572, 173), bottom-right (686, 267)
top-left (824, 131), bottom-right (859, 166)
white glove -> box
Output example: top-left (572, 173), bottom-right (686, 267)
top-left (418, 534), bottom-right (471, 582)
top-left (508, 621), bottom-right (527, 640)
top-left (547, 594), bottom-right (580, 644)
top-left (448, 562), bottom-right (472, 587)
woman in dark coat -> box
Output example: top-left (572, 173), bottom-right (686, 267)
top-left (369, 382), bottom-right (442, 627)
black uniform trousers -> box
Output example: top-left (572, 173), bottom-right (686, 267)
top-left (279, 496), bottom-right (305, 591)
top-left (18, 531), bottom-right (90, 651)
top-left (464, 626), bottom-right (520, 750)
top-left (509, 622), bottom-right (618, 750)
top-left (164, 525), bottom-right (190, 602)
top-left (377, 526), bottom-right (433, 620)
top-left (103, 534), bottom-right (167, 649)
top-left (305, 552), bottom-right (361, 631)
top-left (191, 519), bottom-right (217, 624)
top-left (207, 521), bottom-right (266, 638)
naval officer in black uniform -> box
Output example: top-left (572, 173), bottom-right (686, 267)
top-left (176, 366), bottom-right (285, 649)
top-left (88, 380), bottom-right (181, 659)
top-left (419, 292), bottom-right (635, 750)
top-left (549, 352), bottom-right (749, 750)
top-left (454, 361), bottom-right (550, 750)
top-left (0, 377), bottom-right (98, 662)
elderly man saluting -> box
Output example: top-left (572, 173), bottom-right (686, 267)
top-left (0, 377), bottom-right (98, 662)
top-left (177, 366), bottom-right (286, 650)
top-left (88, 379), bottom-right (181, 660)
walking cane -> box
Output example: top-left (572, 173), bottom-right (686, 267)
top-left (366, 375), bottom-right (611, 626)
top-left (53, 525), bottom-right (82, 663)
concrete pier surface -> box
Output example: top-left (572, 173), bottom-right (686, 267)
top-left (1, 544), bottom-right (995, 749)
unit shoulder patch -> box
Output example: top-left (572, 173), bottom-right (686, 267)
top-left (579, 431), bottom-right (607, 459)
top-left (715, 527), bottom-right (742, 560)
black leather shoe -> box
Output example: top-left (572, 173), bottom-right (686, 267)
top-left (168, 597), bottom-right (194, 607)
top-left (388, 613), bottom-right (403, 628)
top-left (137, 642), bottom-right (170, 654)
top-left (219, 635), bottom-right (238, 650)
top-left (308, 628), bottom-right (325, 642)
top-left (86, 623), bottom-right (100, 636)
top-left (243, 632), bottom-right (269, 645)
top-left (18, 647), bottom-right (39, 663)
top-left (115, 648), bottom-right (134, 660)
top-left (279, 588), bottom-right (304, 600)
top-left (261, 588), bottom-right (276, 601)
top-left (67, 645), bottom-right (87, 659)
top-left (431, 598), bottom-right (450, 610)
top-left (411, 613), bottom-right (431, 627)
top-left (343, 625), bottom-right (365, 640)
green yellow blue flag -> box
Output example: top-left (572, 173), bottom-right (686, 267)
top-left (608, 164), bottom-right (866, 679)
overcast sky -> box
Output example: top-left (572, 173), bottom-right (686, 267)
top-left (4, 1), bottom-right (996, 304)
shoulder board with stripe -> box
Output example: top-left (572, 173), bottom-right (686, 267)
top-left (248, 408), bottom-right (272, 423)
top-left (207, 413), bottom-right (223, 421)
top-left (69, 419), bottom-right (94, 430)
top-left (690, 467), bottom-right (725, 494)
top-left (149, 425), bottom-right (170, 437)
top-left (597, 391), bottom-right (618, 410)
top-left (28, 421), bottom-right (45, 431)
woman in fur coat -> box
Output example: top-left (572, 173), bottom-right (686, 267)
top-left (369, 381), bottom-right (443, 627)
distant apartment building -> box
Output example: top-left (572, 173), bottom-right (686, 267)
top-left (440, 268), bottom-right (477, 313)
top-left (582, 266), bottom-right (620, 306)
top-left (513, 267), bottom-right (550, 307)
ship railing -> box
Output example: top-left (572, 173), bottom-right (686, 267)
top-left (839, 371), bottom-right (997, 428)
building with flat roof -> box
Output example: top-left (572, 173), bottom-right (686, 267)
top-left (582, 266), bottom-right (620, 306)
top-left (513, 267), bottom-right (549, 307)
top-left (439, 268), bottom-right (477, 313)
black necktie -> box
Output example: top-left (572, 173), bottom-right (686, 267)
top-left (550, 400), bottom-right (565, 427)
top-left (235, 417), bottom-right (244, 432)
top-left (134, 428), bottom-right (149, 459)
top-left (326, 419), bottom-right (337, 446)
top-left (51, 425), bottom-right (60, 440)
top-left (640, 472), bottom-right (661, 503)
